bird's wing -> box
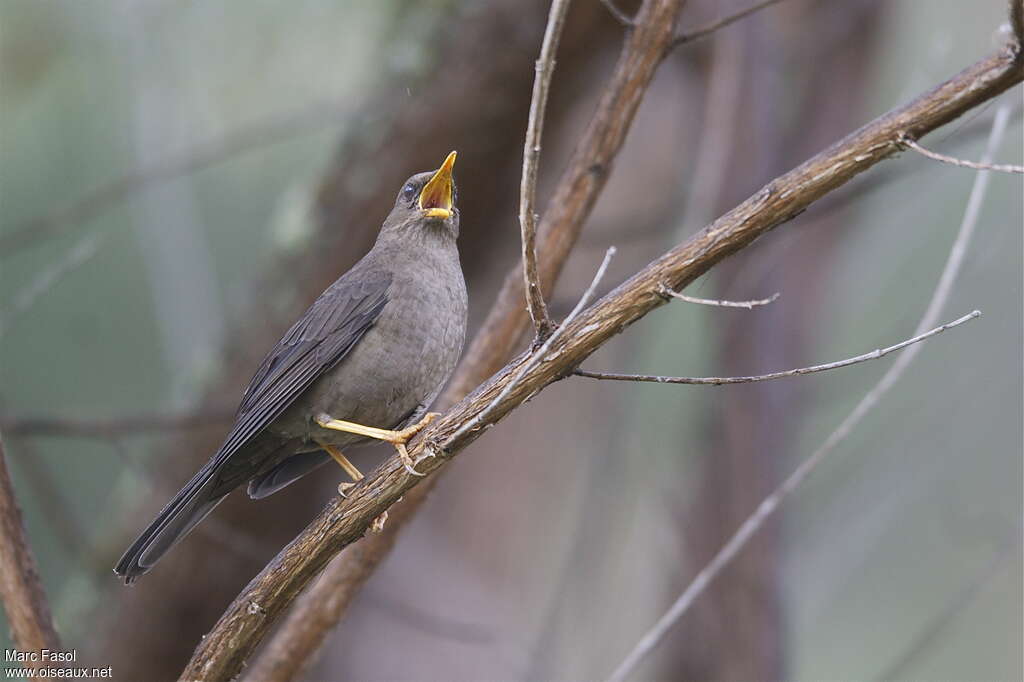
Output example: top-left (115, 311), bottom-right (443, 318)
top-left (213, 269), bottom-right (392, 470)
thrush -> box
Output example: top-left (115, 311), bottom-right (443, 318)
top-left (115, 151), bottom-right (467, 583)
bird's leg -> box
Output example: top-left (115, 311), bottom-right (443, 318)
top-left (314, 412), bottom-right (441, 476)
top-left (315, 440), bottom-right (362, 497)
top-left (316, 440), bottom-right (388, 533)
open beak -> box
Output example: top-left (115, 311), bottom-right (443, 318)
top-left (418, 151), bottom-right (457, 219)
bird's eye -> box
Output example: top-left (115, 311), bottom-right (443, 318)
top-left (402, 183), bottom-right (417, 202)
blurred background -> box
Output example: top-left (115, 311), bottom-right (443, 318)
top-left (1, 0), bottom-right (1021, 680)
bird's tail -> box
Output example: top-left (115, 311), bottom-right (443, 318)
top-left (113, 462), bottom-right (227, 584)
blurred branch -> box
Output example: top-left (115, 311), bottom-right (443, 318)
top-left (244, 2), bottom-right (687, 679)
top-left (520, 0), bottom-right (573, 339)
top-left (599, 0), bottom-right (633, 27)
top-left (900, 134), bottom-right (1023, 173)
top-left (184, 40), bottom-right (1022, 682)
top-left (0, 435), bottom-right (61, 669)
top-left (0, 408), bottom-right (235, 439)
top-left (607, 102), bottom-right (1015, 682)
top-left (0, 233), bottom-right (104, 339)
top-left (1011, 0), bottom-right (1023, 49)
top-left (875, 534), bottom-right (1020, 681)
top-left (661, 286), bottom-right (779, 309)
top-left (671, 0), bottom-right (786, 48)
top-left (576, 310), bottom-right (979, 386)
top-left (0, 98), bottom-right (359, 258)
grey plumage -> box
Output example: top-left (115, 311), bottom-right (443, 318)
top-left (115, 158), bottom-right (467, 583)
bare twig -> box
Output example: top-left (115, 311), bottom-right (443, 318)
top-left (671, 0), bottom-right (786, 48)
top-left (0, 98), bottom-right (361, 258)
top-left (449, 247), bottom-right (615, 444)
top-left (661, 285), bottom-right (778, 309)
top-left (901, 134), bottom-right (1024, 173)
top-left (0, 408), bottom-right (235, 439)
top-left (607, 102), bottom-right (1013, 682)
top-left (600, 0), bottom-right (634, 27)
top-left (577, 311), bottom-right (979, 386)
top-left (182, 42), bottom-right (1022, 682)
top-left (0, 435), bottom-right (61, 670)
top-left (521, 0), bottom-right (574, 339)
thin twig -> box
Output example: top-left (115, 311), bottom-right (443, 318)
top-left (600, 0), bottom-right (634, 27)
top-left (182, 46), bottom-right (1022, 682)
top-left (901, 134), bottom-right (1024, 173)
top-left (521, 0), bottom-right (573, 339)
top-left (671, 0), bottom-right (786, 48)
top-left (661, 285), bottom-right (779, 309)
top-left (448, 247), bottom-right (615, 445)
top-left (607, 102), bottom-right (1012, 682)
top-left (0, 435), bottom-right (61, 670)
top-left (577, 311), bottom-right (979, 386)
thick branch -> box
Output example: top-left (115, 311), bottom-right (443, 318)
top-left (520, 0), bottom-right (573, 338)
top-left (182, 43), bottom-right (1022, 682)
top-left (0, 436), bottom-right (61, 670)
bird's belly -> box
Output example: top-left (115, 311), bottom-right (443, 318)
top-left (271, 283), bottom-right (465, 448)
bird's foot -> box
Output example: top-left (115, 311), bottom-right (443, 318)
top-left (315, 412), bottom-right (440, 477)
top-left (337, 482), bottom-right (356, 498)
top-left (370, 510), bottom-right (388, 533)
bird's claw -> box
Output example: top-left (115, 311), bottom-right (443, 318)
top-left (370, 510), bottom-right (388, 533)
top-left (337, 482), bottom-right (356, 498)
top-left (396, 442), bottom-right (426, 477)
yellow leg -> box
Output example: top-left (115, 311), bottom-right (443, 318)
top-left (317, 440), bottom-right (387, 533)
top-left (314, 412), bottom-right (440, 476)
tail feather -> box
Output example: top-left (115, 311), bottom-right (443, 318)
top-left (113, 463), bottom-right (227, 584)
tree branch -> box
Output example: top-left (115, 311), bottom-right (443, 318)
top-left (661, 286), bottom-right (779, 309)
top-left (575, 310), bottom-right (979, 386)
top-left (900, 134), bottom-right (1023, 173)
top-left (0, 435), bottom-right (61, 671)
top-left (182, 38), bottom-right (1022, 682)
top-left (671, 0), bottom-right (786, 48)
top-left (520, 0), bottom-right (573, 339)
top-left (606, 102), bottom-right (1015, 682)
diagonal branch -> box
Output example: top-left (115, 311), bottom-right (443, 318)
top-left (520, 0), bottom-right (574, 339)
top-left (606, 102), bottom-right (1016, 682)
top-left (0, 435), bottom-right (61, 671)
top-left (183, 39), bottom-right (1023, 682)
top-left (575, 310), bottom-right (980, 386)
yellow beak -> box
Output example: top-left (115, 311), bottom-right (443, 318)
top-left (418, 151), bottom-right (457, 219)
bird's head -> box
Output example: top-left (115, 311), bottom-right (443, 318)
top-left (384, 150), bottom-right (460, 240)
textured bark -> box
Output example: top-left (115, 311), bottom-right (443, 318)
top-left (0, 437), bottom-right (61, 673)
top-left (182, 38), bottom-right (1023, 682)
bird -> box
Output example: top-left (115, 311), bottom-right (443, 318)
top-left (115, 151), bottom-right (467, 583)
